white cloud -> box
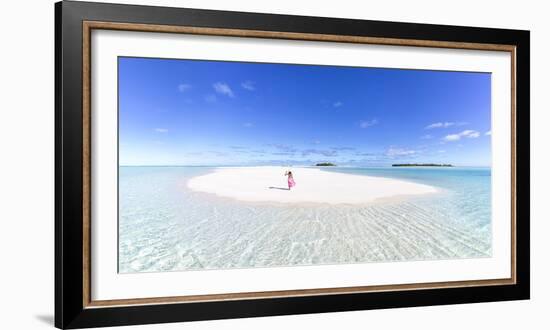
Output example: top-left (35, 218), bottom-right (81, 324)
top-left (425, 122), bottom-right (467, 129)
top-left (359, 119), bottom-right (378, 128)
top-left (213, 82), bottom-right (235, 97)
top-left (333, 101), bottom-right (343, 108)
top-left (241, 81), bottom-right (255, 91)
top-left (154, 128), bottom-right (168, 133)
top-left (243, 122), bottom-right (254, 128)
top-left (177, 83), bottom-right (191, 92)
top-left (485, 130), bottom-right (492, 136)
top-left (386, 147), bottom-right (416, 157)
top-left (467, 131), bottom-right (480, 138)
top-left (421, 134), bottom-right (433, 139)
top-left (443, 129), bottom-right (480, 142)
top-left (444, 134), bottom-right (461, 141)
top-left (301, 149), bottom-right (338, 157)
top-left (426, 122), bottom-right (454, 129)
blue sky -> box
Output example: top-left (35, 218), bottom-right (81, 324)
top-left (119, 57), bottom-right (491, 167)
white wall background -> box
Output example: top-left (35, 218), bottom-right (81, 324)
top-left (0, 0), bottom-right (546, 329)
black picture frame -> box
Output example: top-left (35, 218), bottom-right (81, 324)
top-left (55, 0), bottom-right (530, 328)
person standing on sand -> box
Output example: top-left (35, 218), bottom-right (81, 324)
top-left (285, 170), bottom-right (296, 190)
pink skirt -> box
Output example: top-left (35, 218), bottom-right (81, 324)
top-left (288, 178), bottom-right (296, 188)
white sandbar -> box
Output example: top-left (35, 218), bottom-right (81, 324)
top-left (187, 166), bottom-right (438, 205)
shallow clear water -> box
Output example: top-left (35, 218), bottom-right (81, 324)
top-left (118, 166), bottom-right (491, 273)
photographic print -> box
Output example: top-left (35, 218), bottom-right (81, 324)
top-left (118, 57), bottom-right (492, 274)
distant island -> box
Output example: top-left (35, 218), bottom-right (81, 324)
top-left (392, 163), bottom-right (453, 167)
top-left (315, 162), bottom-right (336, 166)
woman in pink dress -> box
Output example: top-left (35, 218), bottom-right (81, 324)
top-left (285, 170), bottom-right (296, 190)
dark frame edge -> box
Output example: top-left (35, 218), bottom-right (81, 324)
top-left (515, 29), bottom-right (530, 301)
top-left (56, 1), bottom-right (87, 328)
top-left (54, 1), bottom-right (63, 328)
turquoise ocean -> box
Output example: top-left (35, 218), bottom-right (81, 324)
top-left (119, 166), bottom-right (491, 273)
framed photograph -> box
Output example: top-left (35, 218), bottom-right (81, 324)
top-left (55, 1), bottom-right (530, 328)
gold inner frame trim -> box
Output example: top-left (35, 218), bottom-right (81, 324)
top-left (82, 20), bottom-right (517, 308)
